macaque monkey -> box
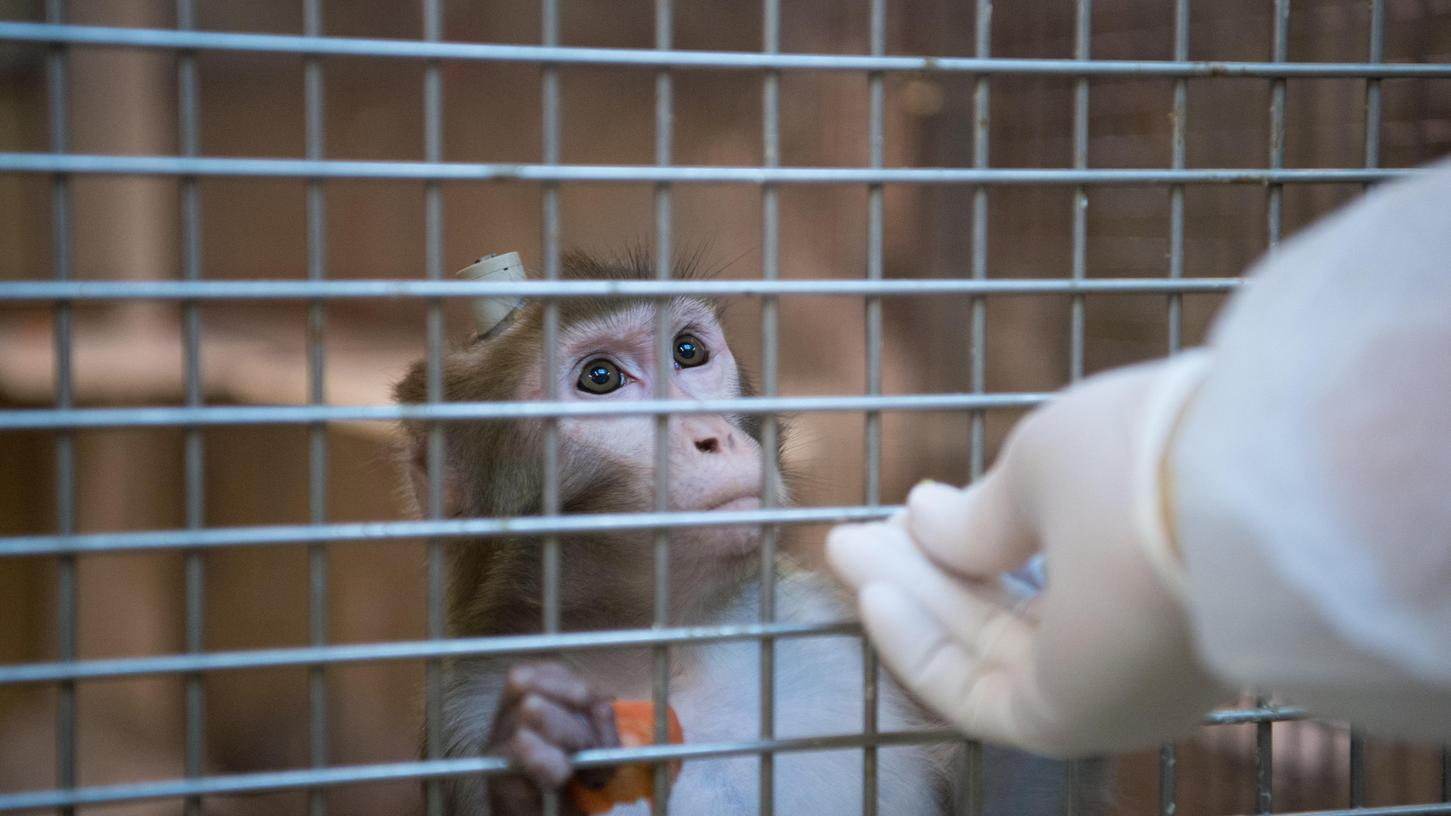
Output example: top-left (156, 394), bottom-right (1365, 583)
top-left (394, 252), bottom-right (1104, 815)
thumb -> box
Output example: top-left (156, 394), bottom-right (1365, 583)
top-left (906, 473), bottom-right (1038, 579)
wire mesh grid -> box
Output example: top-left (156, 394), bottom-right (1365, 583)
top-left (0, 1), bottom-right (1449, 815)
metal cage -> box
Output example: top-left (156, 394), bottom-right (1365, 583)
top-left (1, 1), bottom-right (1449, 815)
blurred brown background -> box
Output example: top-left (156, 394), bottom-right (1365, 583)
top-left (1, 0), bottom-right (1449, 813)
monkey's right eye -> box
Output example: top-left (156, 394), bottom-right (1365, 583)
top-left (577, 359), bottom-right (626, 395)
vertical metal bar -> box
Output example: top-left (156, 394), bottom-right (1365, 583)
top-left (967, 1), bottom-right (991, 517)
top-left (960, 3), bottom-right (992, 813)
top-left (1068, 0), bottom-right (1091, 383)
top-left (1167, 0), bottom-right (1188, 353)
top-left (651, 3), bottom-right (674, 815)
top-left (303, 3), bottom-right (329, 814)
top-left (1267, 0), bottom-right (1288, 248)
top-left (538, 1), bottom-right (563, 634)
top-left (46, 2), bottom-right (76, 813)
top-left (422, 3), bottom-right (446, 816)
top-left (1160, 18), bottom-right (1187, 800)
top-left (1441, 746), bottom-right (1450, 802)
top-left (1349, 729), bottom-right (1365, 808)
top-left (1364, 0), bottom-right (1384, 174)
top-left (1255, 696), bottom-right (1274, 814)
top-left (861, 3), bottom-right (886, 815)
top-left (758, 1), bottom-right (781, 813)
top-left (539, 3), bottom-right (563, 814)
top-left (177, 3), bottom-right (207, 815)
top-left (1255, 16), bottom-right (1287, 816)
top-left (1064, 4), bottom-right (1092, 811)
top-left (1159, 743), bottom-right (1177, 816)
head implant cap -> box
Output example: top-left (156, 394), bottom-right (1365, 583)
top-left (457, 252), bottom-right (525, 337)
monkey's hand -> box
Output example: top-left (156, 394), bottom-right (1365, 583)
top-left (826, 356), bottom-right (1233, 757)
top-left (485, 661), bottom-right (621, 816)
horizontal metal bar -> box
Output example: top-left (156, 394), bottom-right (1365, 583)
top-left (1204, 705), bottom-right (1308, 725)
top-left (0, 503), bottom-right (898, 557)
top-left (0, 153), bottom-right (1413, 185)
top-left (1221, 806), bottom-right (1451, 816)
top-left (0, 728), bottom-right (959, 813)
top-left (0, 393), bottom-right (1047, 432)
top-left (0, 621), bottom-right (863, 685)
top-left (0, 604), bottom-right (1330, 702)
top-left (0, 276), bottom-right (1243, 303)
top-left (0, 701), bottom-right (1347, 812)
top-left (2, 23), bottom-right (1449, 78)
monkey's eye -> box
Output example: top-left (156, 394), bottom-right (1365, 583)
top-left (673, 334), bottom-right (709, 369)
top-left (577, 359), bottom-right (626, 395)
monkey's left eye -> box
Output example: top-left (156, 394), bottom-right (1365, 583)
top-left (673, 334), bottom-right (709, 368)
top-left (577, 359), bottom-right (626, 395)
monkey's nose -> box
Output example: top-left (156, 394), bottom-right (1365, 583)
top-left (682, 417), bottom-right (738, 455)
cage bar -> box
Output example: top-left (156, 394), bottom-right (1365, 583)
top-left (1364, 0), bottom-right (1385, 171)
top-left (538, 0), bottom-right (565, 813)
top-left (176, 2), bottom-right (207, 815)
top-left (651, 3), bottom-right (676, 813)
top-left (1, 5), bottom-right (1446, 815)
top-left (44, 1), bottom-right (77, 813)
top-left (1167, 0), bottom-right (1189, 352)
top-left (421, 3), bottom-right (448, 815)
top-left (1064, 3), bottom-right (1094, 807)
top-left (302, 2), bottom-right (331, 814)
top-left (758, 0), bottom-right (782, 813)
top-left (4, 22), bottom-right (1451, 78)
top-left (0, 153), bottom-right (1416, 184)
top-left (1160, 743), bottom-right (1177, 816)
top-left (966, 0), bottom-right (991, 484)
top-left (957, 0), bottom-right (994, 804)
top-left (1069, 0), bottom-right (1091, 384)
top-left (1442, 747), bottom-right (1449, 802)
top-left (1257, 695), bottom-right (1275, 814)
top-left (861, 1), bottom-right (887, 813)
top-left (0, 727), bottom-right (973, 814)
top-left (0, 276), bottom-right (1248, 303)
top-left (1350, 729), bottom-right (1366, 808)
top-left (1159, 2), bottom-right (1190, 810)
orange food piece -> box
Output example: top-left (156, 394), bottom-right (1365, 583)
top-left (567, 700), bottom-right (684, 814)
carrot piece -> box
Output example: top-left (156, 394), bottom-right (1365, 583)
top-left (567, 700), bottom-right (684, 814)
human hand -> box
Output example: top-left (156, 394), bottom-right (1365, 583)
top-left (828, 354), bottom-right (1233, 757)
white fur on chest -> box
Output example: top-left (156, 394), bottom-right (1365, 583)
top-left (571, 572), bottom-right (945, 815)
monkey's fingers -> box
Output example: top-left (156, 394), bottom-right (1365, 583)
top-left (570, 700), bottom-right (622, 792)
top-left (501, 662), bottom-right (602, 710)
top-left (502, 726), bottom-right (575, 788)
top-left (857, 581), bottom-right (1043, 754)
top-left (517, 692), bottom-right (610, 758)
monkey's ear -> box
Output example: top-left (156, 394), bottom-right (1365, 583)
top-left (393, 361), bottom-right (465, 519)
top-left (403, 435), bottom-right (466, 519)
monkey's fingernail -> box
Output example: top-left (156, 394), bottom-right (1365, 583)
top-left (505, 664), bottom-right (537, 692)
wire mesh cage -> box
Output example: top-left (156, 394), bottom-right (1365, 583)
top-left (1, 1), bottom-right (1450, 814)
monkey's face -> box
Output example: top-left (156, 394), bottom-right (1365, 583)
top-left (521, 299), bottom-right (780, 557)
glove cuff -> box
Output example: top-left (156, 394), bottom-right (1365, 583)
top-left (1131, 349), bottom-right (1213, 602)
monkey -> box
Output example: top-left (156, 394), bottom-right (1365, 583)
top-left (394, 251), bottom-right (1107, 815)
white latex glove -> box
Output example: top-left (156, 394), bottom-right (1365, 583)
top-left (827, 353), bottom-right (1233, 757)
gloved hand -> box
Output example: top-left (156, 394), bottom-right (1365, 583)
top-left (827, 352), bottom-right (1234, 757)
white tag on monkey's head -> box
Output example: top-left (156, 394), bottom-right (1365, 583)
top-left (457, 252), bottom-right (526, 340)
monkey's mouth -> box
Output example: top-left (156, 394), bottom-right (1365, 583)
top-left (706, 495), bottom-right (761, 513)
